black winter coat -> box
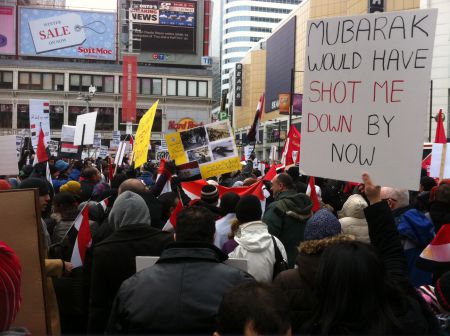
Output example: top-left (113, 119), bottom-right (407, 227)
top-left (88, 224), bottom-right (173, 334)
top-left (106, 242), bottom-right (253, 334)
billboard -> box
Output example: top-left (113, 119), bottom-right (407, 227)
top-left (0, 6), bottom-right (16, 55)
top-left (265, 16), bottom-right (296, 113)
top-left (129, 1), bottom-right (197, 54)
top-left (19, 7), bottom-right (116, 60)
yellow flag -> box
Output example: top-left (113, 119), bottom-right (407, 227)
top-left (133, 100), bottom-right (159, 168)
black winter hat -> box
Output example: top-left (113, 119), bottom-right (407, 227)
top-left (19, 177), bottom-right (50, 196)
top-left (236, 195), bottom-right (262, 223)
top-left (201, 185), bottom-right (219, 204)
top-left (421, 176), bottom-right (437, 192)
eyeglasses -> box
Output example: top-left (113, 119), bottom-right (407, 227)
top-left (382, 198), bottom-right (397, 202)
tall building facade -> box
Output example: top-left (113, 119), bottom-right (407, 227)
top-left (221, 0), bottom-right (301, 92)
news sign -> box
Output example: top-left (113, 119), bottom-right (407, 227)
top-left (19, 7), bottom-right (116, 60)
top-left (129, 1), bottom-right (196, 54)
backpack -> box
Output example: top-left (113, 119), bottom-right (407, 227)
top-left (271, 236), bottom-right (288, 279)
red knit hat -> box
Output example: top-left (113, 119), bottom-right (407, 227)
top-left (0, 241), bottom-right (22, 331)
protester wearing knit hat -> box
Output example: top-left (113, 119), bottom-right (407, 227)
top-left (0, 241), bottom-right (22, 332)
top-left (201, 184), bottom-right (219, 205)
top-left (55, 160), bottom-right (69, 173)
top-left (273, 208), bottom-right (354, 332)
top-left (229, 195), bottom-right (287, 283)
top-left (60, 180), bottom-right (82, 196)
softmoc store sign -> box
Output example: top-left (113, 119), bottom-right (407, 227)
top-left (19, 7), bottom-right (116, 60)
top-left (300, 9), bottom-right (437, 190)
top-left (168, 118), bottom-right (204, 131)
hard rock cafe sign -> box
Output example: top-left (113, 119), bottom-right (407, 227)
top-left (168, 118), bottom-right (204, 131)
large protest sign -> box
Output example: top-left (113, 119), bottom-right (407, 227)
top-left (133, 101), bottom-right (159, 168)
top-left (47, 140), bottom-right (59, 157)
top-left (74, 112), bottom-right (97, 146)
top-left (0, 189), bottom-right (50, 334)
top-left (166, 120), bottom-right (241, 179)
top-left (300, 9), bottom-right (437, 190)
top-left (0, 135), bottom-right (19, 176)
top-left (29, 99), bottom-right (50, 149)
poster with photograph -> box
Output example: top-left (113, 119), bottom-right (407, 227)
top-left (166, 121), bottom-right (241, 179)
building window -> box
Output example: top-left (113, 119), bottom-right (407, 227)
top-left (119, 108), bottom-right (162, 132)
top-left (224, 36), bottom-right (262, 43)
top-left (224, 46), bottom-right (250, 54)
top-left (198, 81), bottom-right (208, 97)
top-left (69, 74), bottom-right (114, 93)
top-left (50, 105), bottom-right (64, 130)
top-left (96, 107), bottom-right (114, 130)
top-left (119, 77), bottom-right (163, 95)
top-left (68, 106), bottom-right (84, 125)
top-left (0, 104), bottom-right (13, 128)
top-left (18, 72), bottom-right (65, 91)
top-left (225, 16), bottom-right (282, 24)
top-left (0, 71), bottom-right (13, 89)
top-left (17, 104), bottom-right (29, 129)
top-left (167, 79), bottom-right (208, 97)
top-left (225, 26), bottom-right (271, 34)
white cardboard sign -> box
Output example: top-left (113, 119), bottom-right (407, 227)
top-left (0, 135), bottom-right (19, 176)
top-left (29, 99), bottom-right (50, 149)
top-left (300, 9), bottom-right (437, 190)
top-left (430, 143), bottom-right (450, 179)
top-left (74, 112), bottom-right (97, 146)
top-left (61, 125), bottom-right (76, 143)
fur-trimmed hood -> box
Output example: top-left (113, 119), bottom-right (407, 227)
top-left (299, 234), bottom-right (355, 255)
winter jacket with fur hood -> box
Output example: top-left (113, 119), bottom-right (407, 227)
top-left (338, 194), bottom-right (370, 243)
top-left (273, 234), bottom-right (355, 333)
top-left (229, 221), bottom-right (287, 283)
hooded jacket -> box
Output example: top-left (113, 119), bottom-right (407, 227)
top-left (263, 190), bottom-right (312, 267)
top-left (88, 191), bottom-right (173, 334)
top-left (229, 221), bottom-right (287, 283)
top-left (338, 194), bottom-right (370, 243)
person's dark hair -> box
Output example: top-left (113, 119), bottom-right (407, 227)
top-left (436, 183), bottom-right (450, 204)
top-left (216, 282), bottom-right (291, 335)
top-left (421, 176), bottom-right (437, 192)
top-left (220, 192), bottom-right (240, 216)
top-left (286, 166), bottom-right (300, 181)
top-left (176, 206), bottom-right (215, 243)
top-left (82, 167), bottom-right (98, 180)
top-left (53, 192), bottom-right (77, 208)
top-left (158, 191), bottom-right (179, 222)
top-left (308, 241), bottom-right (419, 334)
top-left (73, 160), bottom-right (83, 171)
top-left (111, 173), bottom-right (127, 189)
top-left (276, 173), bottom-right (295, 190)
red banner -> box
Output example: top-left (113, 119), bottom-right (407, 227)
top-left (122, 55), bottom-right (137, 123)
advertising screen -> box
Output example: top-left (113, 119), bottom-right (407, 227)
top-left (19, 7), bottom-right (116, 60)
top-left (0, 6), bottom-right (16, 55)
top-left (265, 16), bottom-right (296, 113)
top-left (129, 1), bottom-right (196, 54)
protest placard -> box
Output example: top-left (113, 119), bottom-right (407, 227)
top-left (74, 112), bottom-right (97, 146)
top-left (156, 150), bottom-right (170, 161)
top-left (47, 140), bottom-right (59, 157)
top-left (98, 145), bottom-right (109, 159)
top-left (300, 9), bottom-right (437, 190)
top-left (93, 133), bottom-right (102, 148)
top-left (0, 135), bottom-right (19, 175)
top-left (430, 143), bottom-right (450, 179)
top-left (133, 101), bottom-right (159, 168)
top-left (29, 99), bottom-right (50, 149)
top-left (165, 120), bottom-right (241, 179)
top-left (61, 125), bottom-right (76, 143)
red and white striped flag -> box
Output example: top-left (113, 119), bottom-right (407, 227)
top-left (33, 128), bottom-right (48, 166)
top-left (418, 223), bottom-right (450, 272)
top-left (71, 205), bottom-right (91, 268)
top-left (162, 199), bottom-right (183, 232)
top-left (99, 197), bottom-right (110, 212)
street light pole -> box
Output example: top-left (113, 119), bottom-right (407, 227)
top-left (289, 69), bottom-right (304, 128)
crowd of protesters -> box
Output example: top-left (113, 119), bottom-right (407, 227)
top-left (1, 149), bottom-right (450, 335)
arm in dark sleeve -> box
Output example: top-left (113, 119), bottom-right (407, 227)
top-left (364, 201), bottom-right (408, 279)
top-left (150, 173), bottom-right (169, 197)
top-left (105, 291), bottom-right (126, 335)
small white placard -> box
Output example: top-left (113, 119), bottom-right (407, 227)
top-left (74, 112), bottom-right (97, 146)
top-left (0, 135), bottom-right (19, 176)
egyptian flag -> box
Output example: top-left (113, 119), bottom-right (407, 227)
top-left (70, 205), bottom-right (91, 268)
top-left (280, 126), bottom-right (301, 166)
top-left (247, 94), bottom-right (264, 143)
top-left (308, 177), bottom-right (321, 212)
top-left (129, 135), bottom-right (134, 149)
top-left (417, 223), bottom-right (450, 274)
top-left (162, 199), bottom-right (183, 232)
top-left (157, 159), bottom-right (172, 194)
top-left (182, 179), bottom-right (266, 209)
top-left (33, 128), bottom-right (48, 166)
top-left (99, 197), bottom-right (110, 212)
top-left (108, 160), bottom-right (114, 184)
top-left (263, 164), bottom-right (284, 181)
